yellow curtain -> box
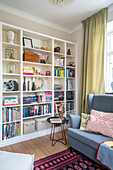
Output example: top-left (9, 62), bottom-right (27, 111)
top-left (80, 8), bottom-right (108, 114)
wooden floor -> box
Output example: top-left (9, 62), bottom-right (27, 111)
top-left (0, 131), bottom-right (70, 161)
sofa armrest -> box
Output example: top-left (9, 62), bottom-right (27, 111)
top-left (69, 115), bottom-right (81, 129)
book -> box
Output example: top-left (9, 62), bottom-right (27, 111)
top-left (50, 118), bottom-right (62, 123)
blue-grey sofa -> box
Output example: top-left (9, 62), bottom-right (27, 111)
top-left (67, 94), bottom-right (113, 167)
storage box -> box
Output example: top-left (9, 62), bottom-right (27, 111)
top-left (34, 118), bottom-right (51, 131)
top-left (23, 119), bottom-right (35, 134)
top-left (23, 50), bottom-right (40, 63)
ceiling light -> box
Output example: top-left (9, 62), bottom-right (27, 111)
top-left (47, 0), bottom-right (75, 7)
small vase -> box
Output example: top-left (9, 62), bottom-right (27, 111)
top-left (7, 31), bottom-right (15, 44)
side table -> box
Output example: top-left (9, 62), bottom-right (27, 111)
top-left (47, 117), bottom-right (69, 146)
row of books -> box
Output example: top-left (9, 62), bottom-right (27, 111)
top-left (54, 68), bottom-right (65, 77)
top-left (54, 91), bottom-right (64, 101)
top-left (23, 92), bottom-right (52, 104)
top-left (66, 80), bottom-right (73, 90)
top-left (37, 92), bottom-right (52, 103)
top-left (2, 122), bottom-right (20, 140)
top-left (66, 69), bottom-right (75, 77)
top-left (2, 108), bottom-right (21, 123)
top-left (23, 104), bottom-right (52, 118)
top-left (66, 91), bottom-right (74, 100)
top-left (66, 102), bottom-right (74, 111)
top-left (23, 67), bottom-right (33, 75)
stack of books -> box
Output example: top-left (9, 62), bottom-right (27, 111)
top-left (2, 108), bottom-right (21, 123)
top-left (66, 80), bottom-right (73, 90)
top-left (23, 67), bottom-right (33, 75)
top-left (2, 122), bottom-right (20, 140)
top-left (23, 104), bottom-right (52, 118)
top-left (4, 97), bottom-right (18, 106)
top-left (50, 118), bottom-right (62, 123)
top-left (54, 68), bottom-right (65, 77)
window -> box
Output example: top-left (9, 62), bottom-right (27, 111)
top-left (106, 21), bottom-right (113, 92)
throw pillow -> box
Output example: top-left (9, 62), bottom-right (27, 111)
top-left (86, 109), bottom-right (113, 138)
top-left (79, 113), bottom-right (89, 130)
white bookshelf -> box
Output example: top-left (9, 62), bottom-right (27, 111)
top-left (0, 22), bottom-right (77, 145)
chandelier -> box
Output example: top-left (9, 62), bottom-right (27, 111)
top-left (47, 0), bottom-right (75, 7)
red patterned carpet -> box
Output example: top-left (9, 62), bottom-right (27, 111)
top-left (34, 148), bottom-right (106, 170)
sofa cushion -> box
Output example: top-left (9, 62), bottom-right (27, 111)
top-left (67, 128), bottom-right (113, 150)
top-left (86, 109), bottom-right (113, 138)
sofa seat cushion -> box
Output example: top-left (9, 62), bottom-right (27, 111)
top-left (67, 128), bottom-right (113, 150)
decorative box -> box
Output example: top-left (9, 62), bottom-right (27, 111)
top-left (23, 119), bottom-right (35, 134)
top-left (23, 50), bottom-right (40, 63)
top-left (34, 118), bottom-right (50, 131)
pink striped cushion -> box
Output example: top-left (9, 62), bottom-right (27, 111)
top-left (86, 109), bottom-right (113, 138)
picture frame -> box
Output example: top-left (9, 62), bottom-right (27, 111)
top-left (23, 37), bottom-right (33, 48)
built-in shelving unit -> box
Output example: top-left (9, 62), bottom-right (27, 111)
top-left (0, 22), bottom-right (77, 145)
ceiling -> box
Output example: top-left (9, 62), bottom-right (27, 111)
top-left (0, 0), bottom-right (113, 33)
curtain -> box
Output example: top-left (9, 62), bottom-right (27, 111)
top-left (80, 8), bottom-right (108, 114)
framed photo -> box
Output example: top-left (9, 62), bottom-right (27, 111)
top-left (23, 37), bottom-right (33, 48)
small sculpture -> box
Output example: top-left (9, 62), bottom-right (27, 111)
top-left (57, 103), bottom-right (65, 120)
top-left (67, 49), bottom-right (71, 55)
top-left (7, 31), bottom-right (15, 44)
top-left (4, 80), bottom-right (18, 91)
top-left (54, 47), bottom-right (60, 53)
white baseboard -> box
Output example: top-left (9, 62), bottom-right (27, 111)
top-left (0, 127), bottom-right (61, 147)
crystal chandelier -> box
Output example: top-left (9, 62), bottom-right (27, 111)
top-left (47, 0), bottom-right (75, 7)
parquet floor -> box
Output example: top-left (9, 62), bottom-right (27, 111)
top-left (0, 131), bottom-right (70, 161)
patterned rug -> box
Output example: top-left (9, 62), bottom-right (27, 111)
top-left (34, 148), bottom-right (106, 170)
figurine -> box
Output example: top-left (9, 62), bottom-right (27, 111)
top-left (4, 80), bottom-right (18, 91)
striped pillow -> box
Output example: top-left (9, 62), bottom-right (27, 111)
top-left (86, 109), bottom-right (113, 138)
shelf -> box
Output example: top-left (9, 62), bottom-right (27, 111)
top-left (67, 55), bottom-right (75, 58)
top-left (66, 77), bottom-right (75, 79)
top-left (23, 90), bottom-right (52, 93)
top-left (66, 89), bottom-right (75, 91)
top-left (23, 61), bottom-right (52, 66)
top-left (3, 91), bottom-right (20, 93)
top-left (66, 66), bottom-right (75, 69)
top-left (54, 90), bottom-right (64, 91)
top-left (54, 76), bottom-right (65, 78)
top-left (54, 101), bottom-right (64, 103)
top-left (2, 120), bottom-right (21, 124)
top-left (23, 102), bottom-right (52, 106)
top-left (23, 113), bottom-right (52, 120)
top-left (66, 99), bottom-right (75, 102)
top-left (3, 59), bottom-right (20, 63)
top-left (2, 42), bottom-right (20, 48)
top-left (2, 105), bottom-right (21, 108)
top-left (23, 75), bottom-right (52, 78)
top-left (2, 73), bottom-right (20, 76)
top-left (23, 46), bottom-right (52, 54)
top-left (54, 65), bottom-right (65, 68)
top-left (54, 52), bottom-right (65, 56)
top-left (67, 110), bottom-right (75, 113)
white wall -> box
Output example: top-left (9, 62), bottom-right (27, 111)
top-left (0, 10), bottom-right (71, 41)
